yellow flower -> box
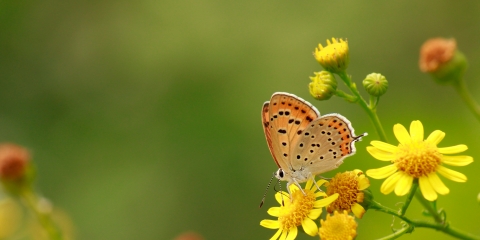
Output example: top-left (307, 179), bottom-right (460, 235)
top-left (366, 120), bottom-right (473, 201)
top-left (318, 210), bottom-right (357, 240)
top-left (260, 179), bottom-right (339, 240)
top-left (314, 38), bottom-right (349, 73)
top-left (325, 170), bottom-right (370, 218)
top-left (0, 198), bottom-right (22, 239)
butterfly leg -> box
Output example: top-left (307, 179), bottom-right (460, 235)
top-left (318, 175), bottom-right (332, 180)
top-left (305, 173), bottom-right (326, 192)
top-left (286, 180), bottom-right (307, 202)
top-left (310, 175), bottom-right (324, 192)
top-left (292, 178), bottom-right (306, 195)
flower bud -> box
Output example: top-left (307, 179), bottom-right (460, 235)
top-left (309, 71), bottom-right (337, 100)
top-left (363, 73), bottom-right (388, 97)
top-left (314, 38), bottom-right (349, 73)
top-left (0, 144), bottom-right (34, 195)
top-left (419, 38), bottom-right (467, 84)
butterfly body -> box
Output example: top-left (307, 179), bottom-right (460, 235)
top-left (262, 92), bottom-right (365, 195)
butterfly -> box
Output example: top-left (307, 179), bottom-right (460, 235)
top-left (261, 92), bottom-right (366, 199)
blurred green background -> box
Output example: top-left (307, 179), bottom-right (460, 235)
top-left (1, 0), bottom-right (480, 239)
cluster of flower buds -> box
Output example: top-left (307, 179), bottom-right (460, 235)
top-left (310, 38), bottom-right (389, 101)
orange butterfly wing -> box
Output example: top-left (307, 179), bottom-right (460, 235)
top-left (262, 92), bottom-right (319, 171)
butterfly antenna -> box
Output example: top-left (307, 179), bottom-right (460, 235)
top-left (259, 174), bottom-right (275, 208)
top-left (354, 132), bottom-right (368, 141)
top-left (278, 179), bottom-right (284, 206)
top-left (273, 180), bottom-right (287, 206)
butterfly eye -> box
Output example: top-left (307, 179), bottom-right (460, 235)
top-left (275, 169), bottom-right (285, 179)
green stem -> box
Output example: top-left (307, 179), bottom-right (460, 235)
top-left (337, 72), bottom-right (388, 142)
top-left (335, 90), bottom-right (357, 102)
top-left (370, 200), bottom-right (480, 240)
top-left (414, 190), bottom-right (443, 224)
top-left (399, 180), bottom-right (418, 216)
top-left (370, 200), bottom-right (412, 224)
top-left (376, 225), bottom-right (412, 240)
top-left (20, 188), bottom-right (63, 240)
top-left (453, 79), bottom-right (480, 122)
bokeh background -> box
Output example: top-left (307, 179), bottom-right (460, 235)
top-left (1, 0), bottom-right (480, 239)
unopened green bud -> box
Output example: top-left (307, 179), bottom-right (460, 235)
top-left (309, 71), bottom-right (337, 100)
top-left (363, 73), bottom-right (388, 97)
top-left (314, 38), bottom-right (349, 73)
top-left (419, 38), bottom-right (467, 84)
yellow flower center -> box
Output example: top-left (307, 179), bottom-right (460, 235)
top-left (394, 140), bottom-right (442, 178)
top-left (278, 189), bottom-right (315, 230)
top-left (326, 172), bottom-right (362, 212)
top-left (319, 211), bottom-right (357, 240)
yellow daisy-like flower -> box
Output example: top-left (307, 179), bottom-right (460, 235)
top-left (0, 198), bottom-right (22, 239)
top-left (319, 210), bottom-right (357, 240)
top-left (325, 170), bottom-right (370, 218)
top-left (260, 179), bottom-right (339, 240)
top-left (366, 120), bottom-right (473, 201)
top-left (314, 38), bottom-right (349, 73)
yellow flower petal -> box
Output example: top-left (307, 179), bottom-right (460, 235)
top-left (352, 169), bottom-right (363, 175)
top-left (437, 144), bottom-right (468, 154)
top-left (380, 172), bottom-right (402, 194)
top-left (316, 179), bottom-right (328, 187)
top-left (279, 229), bottom-right (288, 240)
top-left (409, 120), bottom-right (424, 142)
top-left (267, 207), bottom-right (281, 217)
top-left (269, 228), bottom-right (282, 240)
top-left (426, 130), bottom-right (445, 145)
top-left (441, 155), bottom-right (473, 166)
top-left (260, 219), bottom-right (280, 229)
top-left (301, 218), bottom-right (318, 236)
top-left (314, 193), bottom-right (338, 208)
top-left (367, 146), bottom-right (395, 161)
top-left (428, 172), bottom-right (449, 195)
top-left (307, 208), bottom-right (322, 220)
top-left (275, 192), bottom-right (289, 205)
top-left (351, 203), bottom-right (365, 219)
top-left (357, 176), bottom-right (370, 190)
top-left (394, 173), bottom-right (413, 196)
top-left (370, 141), bottom-right (397, 153)
top-left (305, 179), bottom-right (313, 191)
top-left (315, 191), bottom-right (327, 198)
top-left (366, 164), bottom-right (397, 179)
top-left (393, 123), bottom-right (411, 144)
top-left (436, 165), bottom-right (467, 182)
top-left (285, 227), bottom-right (297, 240)
top-left (419, 176), bottom-right (437, 201)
